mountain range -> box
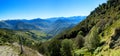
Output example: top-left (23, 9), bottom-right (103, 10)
top-left (0, 16), bottom-right (86, 36)
top-left (0, 16), bottom-right (86, 56)
top-left (2, 0), bottom-right (120, 56)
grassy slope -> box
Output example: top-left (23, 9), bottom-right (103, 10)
top-left (0, 29), bottom-right (46, 56)
top-left (52, 0), bottom-right (120, 56)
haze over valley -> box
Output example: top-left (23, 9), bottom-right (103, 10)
top-left (2, 0), bottom-right (120, 56)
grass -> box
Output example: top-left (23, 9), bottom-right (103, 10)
top-left (74, 48), bottom-right (92, 56)
top-left (99, 19), bottom-right (120, 43)
top-left (96, 48), bottom-right (120, 56)
top-left (95, 19), bottom-right (120, 56)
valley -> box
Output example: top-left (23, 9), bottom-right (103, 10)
top-left (2, 0), bottom-right (120, 56)
top-left (0, 16), bottom-right (86, 38)
top-left (37, 0), bottom-right (120, 56)
top-left (0, 16), bottom-right (86, 56)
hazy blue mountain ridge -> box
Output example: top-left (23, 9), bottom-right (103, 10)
top-left (0, 16), bottom-right (86, 36)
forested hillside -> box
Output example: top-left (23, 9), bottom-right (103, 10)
top-left (38, 0), bottom-right (120, 56)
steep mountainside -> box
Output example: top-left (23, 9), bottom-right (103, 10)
top-left (39, 0), bottom-right (120, 56)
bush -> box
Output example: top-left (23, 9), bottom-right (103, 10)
top-left (60, 39), bottom-right (73, 56)
top-left (47, 39), bottom-right (61, 56)
top-left (84, 27), bottom-right (100, 52)
top-left (75, 35), bottom-right (84, 49)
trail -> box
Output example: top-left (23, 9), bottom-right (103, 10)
top-left (0, 46), bottom-right (18, 56)
top-left (0, 45), bottom-right (43, 56)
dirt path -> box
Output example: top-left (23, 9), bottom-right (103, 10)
top-left (0, 46), bottom-right (19, 56)
top-left (0, 45), bottom-right (43, 56)
top-left (36, 51), bottom-right (43, 56)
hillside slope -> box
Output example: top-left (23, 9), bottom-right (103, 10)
top-left (0, 29), bottom-right (44, 56)
top-left (39, 0), bottom-right (120, 56)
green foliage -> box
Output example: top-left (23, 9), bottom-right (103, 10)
top-left (37, 0), bottom-right (120, 56)
top-left (43, 0), bottom-right (120, 56)
top-left (0, 29), bottom-right (16, 45)
top-left (75, 34), bottom-right (84, 49)
top-left (74, 48), bottom-right (92, 56)
top-left (84, 26), bottom-right (100, 52)
top-left (47, 39), bottom-right (61, 56)
top-left (0, 29), bottom-right (43, 51)
top-left (60, 39), bottom-right (73, 56)
top-left (45, 0), bottom-right (120, 56)
top-left (37, 42), bottom-right (49, 55)
top-left (1, 0), bottom-right (120, 56)
top-left (25, 30), bottom-right (50, 41)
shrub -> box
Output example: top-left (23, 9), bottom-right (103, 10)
top-left (75, 35), bottom-right (84, 49)
top-left (60, 39), bottom-right (73, 56)
top-left (47, 39), bottom-right (61, 56)
top-left (84, 27), bottom-right (100, 52)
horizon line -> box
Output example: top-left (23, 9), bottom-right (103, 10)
top-left (0, 15), bottom-right (87, 21)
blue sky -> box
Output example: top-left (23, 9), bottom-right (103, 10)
top-left (0, 0), bottom-right (107, 20)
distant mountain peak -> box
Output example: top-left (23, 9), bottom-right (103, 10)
top-left (0, 16), bottom-right (86, 36)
